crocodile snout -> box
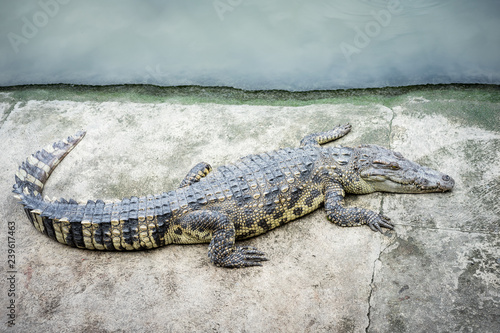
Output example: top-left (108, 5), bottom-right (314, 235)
top-left (439, 174), bottom-right (455, 191)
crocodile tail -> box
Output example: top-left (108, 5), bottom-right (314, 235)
top-left (12, 131), bottom-right (172, 251)
top-left (12, 131), bottom-right (86, 242)
top-left (13, 131), bottom-right (86, 199)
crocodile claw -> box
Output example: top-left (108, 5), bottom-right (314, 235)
top-left (236, 246), bottom-right (269, 267)
top-left (367, 214), bottom-right (394, 233)
top-left (212, 246), bottom-right (268, 268)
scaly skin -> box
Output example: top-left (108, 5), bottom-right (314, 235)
top-left (13, 125), bottom-right (455, 268)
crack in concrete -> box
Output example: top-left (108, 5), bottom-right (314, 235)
top-left (365, 253), bottom-right (377, 333)
top-left (365, 232), bottom-right (395, 333)
top-left (387, 106), bottom-right (396, 149)
top-left (367, 109), bottom-right (396, 332)
top-left (393, 223), bottom-right (499, 235)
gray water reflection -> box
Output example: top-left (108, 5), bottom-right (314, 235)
top-left (0, 0), bottom-right (498, 90)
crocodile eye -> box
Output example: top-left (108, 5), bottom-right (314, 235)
top-left (390, 162), bottom-right (400, 170)
top-left (373, 160), bottom-right (400, 170)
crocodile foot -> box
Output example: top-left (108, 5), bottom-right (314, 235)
top-left (211, 246), bottom-right (268, 268)
top-left (367, 213), bottom-right (394, 233)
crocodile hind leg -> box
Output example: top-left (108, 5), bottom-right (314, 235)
top-left (323, 181), bottom-right (394, 232)
top-left (179, 162), bottom-right (212, 188)
top-left (176, 210), bottom-right (268, 267)
top-left (300, 123), bottom-right (351, 147)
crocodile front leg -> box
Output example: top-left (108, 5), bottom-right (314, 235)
top-left (179, 162), bottom-right (212, 188)
top-left (300, 123), bottom-right (352, 147)
top-left (324, 182), bottom-right (394, 232)
top-left (176, 210), bottom-right (268, 268)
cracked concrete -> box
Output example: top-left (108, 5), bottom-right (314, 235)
top-left (0, 85), bottom-right (499, 332)
top-left (366, 232), bottom-right (392, 332)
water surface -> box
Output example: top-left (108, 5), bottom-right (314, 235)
top-left (1, 0), bottom-right (499, 90)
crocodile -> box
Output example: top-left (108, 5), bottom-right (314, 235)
top-left (13, 124), bottom-right (454, 268)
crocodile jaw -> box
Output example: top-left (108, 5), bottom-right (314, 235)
top-left (364, 172), bottom-right (455, 193)
top-left (358, 145), bottom-right (455, 194)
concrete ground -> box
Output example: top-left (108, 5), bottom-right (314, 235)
top-left (0, 85), bottom-right (499, 332)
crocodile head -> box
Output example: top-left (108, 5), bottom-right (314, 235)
top-left (356, 145), bottom-right (454, 194)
